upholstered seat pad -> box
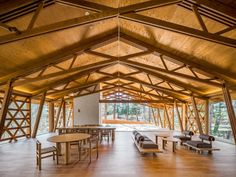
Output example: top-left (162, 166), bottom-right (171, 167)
top-left (41, 146), bottom-right (57, 154)
top-left (141, 141), bottom-right (158, 149)
top-left (186, 141), bottom-right (212, 148)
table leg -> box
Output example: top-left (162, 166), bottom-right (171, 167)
top-left (172, 142), bottom-right (175, 152)
top-left (156, 136), bottom-right (158, 144)
top-left (56, 143), bottom-right (62, 156)
top-left (162, 139), bottom-right (165, 150)
top-left (65, 142), bottom-right (70, 165)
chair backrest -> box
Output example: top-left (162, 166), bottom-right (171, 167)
top-left (183, 130), bottom-right (194, 137)
top-left (199, 134), bottom-right (215, 142)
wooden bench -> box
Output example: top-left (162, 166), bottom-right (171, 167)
top-left (132, 131), bottom-right (162, 155)
top-left (184, 134), bottom-right (220, 154)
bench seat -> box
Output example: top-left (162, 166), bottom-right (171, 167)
top-left (186, 141), bottom-right (212, 148)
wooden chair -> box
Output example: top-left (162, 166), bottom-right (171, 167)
top-left (36, 140), bottom-right (58, 170)
top-left (89, 128), bottom-right (100, 139)
top-left (79, 137), bottom-right (99, 163)
top-left (100, 129), bottom-right (110, 142)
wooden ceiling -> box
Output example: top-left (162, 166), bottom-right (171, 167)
top-left (0, 0), bottom-right (235, 104)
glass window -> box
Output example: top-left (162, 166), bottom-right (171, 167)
top-left (31, 103), bottom-right (49, 135)
top-left (209, 101), bottom-right (234, 144)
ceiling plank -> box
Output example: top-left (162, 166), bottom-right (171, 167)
top-left (99, 100), bottom-right (173, 103)
top-left (13, 59), bottom-right (117, 86)
top-left (0, 30), bottom-right (118, 84)
top-left (120, 13), bottom-right (236, 48)
top-left (120, 32), bottom-right (236, 84)
top-left (56, 0), bottom-right (115, 12)
top-left (190, 0), bottom-right (236, 20)
top-left (0, 11), bottom-right (117, 44)
top-left (120, 59), bottom-right (221, 88)
top-left (32, 64), bottom-right (115, 96)
top-left (121, 76), bottom-right (191, 100)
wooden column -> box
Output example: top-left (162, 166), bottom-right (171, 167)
top-left (164, 105), bottom-right (172, 130)
top-left (182, 103), bottom-right (187, 130)
top-left (72, 101), bottom-right (74, 127)
top-left (32, 91), bottom-right (46, 138)
top-left (54, 99), bottom-right (63, 132)
top-left (62, 101), bottom-right (66, 127)
top-left (0, 80), bottom-right (13, 139)
top-left (171, 106), bottom-right (174, 130)
top-left (48, 102), bottom-right (54, 132)
top-left (174, 101), bottom-right (184, 132)
top-left (205, 99), bottom-right (209, 134)
top-left (222, 85), bottom-right (236, 143)
top-left (191, 96), bottom-right (203, 134)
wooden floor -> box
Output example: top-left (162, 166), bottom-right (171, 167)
top-left (0, 132), bottom-right (236, 177)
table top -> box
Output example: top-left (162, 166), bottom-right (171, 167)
top-left (155, 132), bottom-right (171, 137)
top-left (57, 126), bottom-right (116, 130)
top-left (47, 133), bottom-right (91, 143)
top-left (162, 137), bottom-right (180, 142)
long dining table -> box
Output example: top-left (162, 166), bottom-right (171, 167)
top-left (47, 133), bottom-right (91, 164)
top-left (57, 126), bottom-right (116, 141)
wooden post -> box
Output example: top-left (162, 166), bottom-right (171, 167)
top-left (32, 91), bottom-right (46, 138)
top-left (54, 99), bottom-right (63, 132)
top-left (222, 85), bottom-right (236, 143)
top-left (191, 96), bottom-right (203, 134)
top-left (0, 80), bottom-right (13, 139)
top-left (182, 103), bottom-right (187, 130)
top-left (48, 102), bottom-right (54, 132)
top-left (27, 97), bottom-right (32, 137)
top-left (171, 106), bottom-right (174, 130)
top-left (174, 101), bottom-right (184, 132)
top-left (72, 101), bottom-right (74, 127)
top-left (62, 101), bottom-right (66, 127)
top-left (164, 105), bottom-right (172, 130)
top-left (205, 99), bottom-right (209, 134)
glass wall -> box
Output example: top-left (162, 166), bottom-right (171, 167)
top-left (100, 103), bottom-right (155, 124)
top-left (209, 101), bottom-right (235, 144)
top-left (31, 103), bottom-right (49, 135)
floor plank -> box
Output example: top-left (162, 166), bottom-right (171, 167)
top-left (0, 132), bottom-right (236, 177)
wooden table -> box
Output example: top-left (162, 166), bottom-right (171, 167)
top-left (162, 137), bottom-right (180, 152)
top-left (47, 133), bottom-right (90, 164)
top-left (155, 132), bottom-right (171, 144)
top-left (57, 126), bottom-right (116, 141)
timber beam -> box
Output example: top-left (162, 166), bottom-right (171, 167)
top-left (222, 85), bottom-right (236, 143)
top-left (120, 13), bottom-right (236, 48)
top-left (0, 80), bottom-right (13, 139)
top-left (99, 99), bottom-right (173, 103)
top-left (31, 91), bottom-right (46, 138)
top-left (0, 30), bottom-right (118, 84)
top-left (120, 32), bottom-right (236, 83)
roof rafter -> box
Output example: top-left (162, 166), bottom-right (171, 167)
top-left (120, 13), bottom-right (236, 48)
top-left (0, 30), bottom-right (118, 84)
top-left (120, 32), bottom-right (236, 85)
